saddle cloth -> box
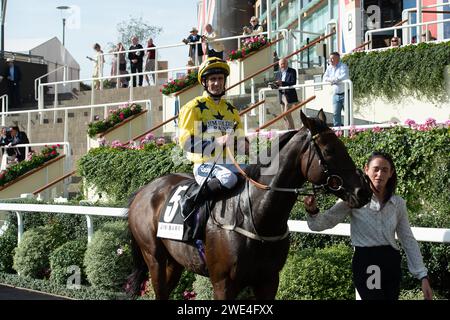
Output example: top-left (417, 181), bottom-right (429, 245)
top-left (157, 180), bottom-right (210, 242)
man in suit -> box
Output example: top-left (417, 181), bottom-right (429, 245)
top-left (128, 36), bottom-right (144, 87)
top-left (2, 58), bottom-right (22, 108)
top-left (7, 126), bottom-right (30, 162)
top-left (275, 58), bottom-right (298, 130)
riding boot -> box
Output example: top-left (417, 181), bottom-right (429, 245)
top-left (181, 178), bottom-right (224, 217)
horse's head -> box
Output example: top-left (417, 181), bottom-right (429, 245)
top-left (299, 110), bottom-right (372, 208)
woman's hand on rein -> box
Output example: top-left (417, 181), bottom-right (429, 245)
top-left (304, 195), bottom-right (319, 215)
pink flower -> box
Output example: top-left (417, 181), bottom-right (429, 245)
top-left (183, 290), bottom-right (197, 300)
top-left (334, 130), bottom-right (343, 137)
top-left (156, 137), bottom-right (166, 146)
top-left (424, 118), bottom-right (437, 127)
top-left (145, 133), bottom-right (155, 141)
top-left (404, 119), bottom-right (416, 127)
top-left (111, 140), bottom-right (123, 148)
top-left (372, 126), bottom-right (382, 133)
top-left (119, 113), bottom-right (125, 120)
top-left (445, 119), bottom-right (450, 126)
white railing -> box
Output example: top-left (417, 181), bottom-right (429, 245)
top-left (0, 142), bottom-right (72, 197)
top-left (402, 2), bottom-right (450, 41)
top-left (34, 65), bottom-right (68, 101)
top-left (38, 67), bottom-right (193, 111)
top-left (0, 99), bottom-right (151, 143)
top-left (1, 202), bottom-right (448, 246)
top-left (255, 80), bottom-right (353, 134)
top-left (1, 94), bottom-right (8, 126)
top-left (365, 18), bottom-right (450, 49)
top-left (100, 30), bottom-right (288, 86)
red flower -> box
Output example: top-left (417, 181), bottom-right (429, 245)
top-left (119, 113), bottom-right (125, 120)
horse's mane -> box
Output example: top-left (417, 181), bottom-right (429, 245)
top-left (244, 129), bottom-right (300, 179)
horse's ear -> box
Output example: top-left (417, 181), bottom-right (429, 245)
top-left (317, 109), bottom-right (327, 124)
top-left (300, 110), bottom-right (314, 131)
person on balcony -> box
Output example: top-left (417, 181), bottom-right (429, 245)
top-left (390, 37), bottom-right (401, 48)
top-left (322, 52), bottom-right (349, 127)
top-left (182, 27), bottom-right (204, 65)
top-left (6, 126), bottom-right (29, 162)
top-left (247, 16), bottom-right (263, 35)
top-left (203, 24), bottom-right (224, 60)
top-left (274, 58), bottom-right (298, 130)
top-left (128, 36), bottom-right (144, 87)
top-left (1, 58), bottom-right (22, 108)
top-left (87, 43), bottom-right (104, 90)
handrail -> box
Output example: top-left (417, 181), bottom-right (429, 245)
top-left (393, 19), bottom-right (408, 27)
top-left (365, 18), bottom-right (450, 48)
top-left (34, 65), bottom-right (67, 101)
top-left (352, 40), bottom-right (371, 52)
top-left (239, 100), bottom-right (266, 116)
top-left (226, 31), bottom-right (335, 93)
top-left (32, 170), bottom-right (76, 195)
top-left (256, 96), bottom-right (316, 131)
top-left (130, 115), bottom-right (178, 143)
top-left (1, 94), bottom-right (8, 126)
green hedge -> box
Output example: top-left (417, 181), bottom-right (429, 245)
top-left (0, 272), bottom-right (128, 300)
top-left (0, 223), bottom-right (17, 273)
top-left (83, 220), bottom-right (133, 290)
top-left (277, 244), bottom-right (354, 300)
top-left (13, 223), bottom-right (68, 278)
top-left (342, 41), bottom-right (450, 102)
top-left (50, 239), bottom-right (88, 285)
top-left (78, 142), bottom-right (192, 204)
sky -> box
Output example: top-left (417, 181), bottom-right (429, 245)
top-left (5, 0), bottom-right (199, 79)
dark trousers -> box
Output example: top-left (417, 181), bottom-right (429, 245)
top-left (208, 49), bottom-right (223, 60)
top-left (353, 246), bottom-right (401, 300)
top-left (8, 82), bottom-right (21, 107)
top-left (130, 63), bottom-right (143, 87)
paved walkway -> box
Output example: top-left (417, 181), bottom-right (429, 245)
top-left (0, 284), bottom-right (69, 300)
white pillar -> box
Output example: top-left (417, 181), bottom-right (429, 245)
top-left (417, 0), bottom-right (422, 43)
top-left (16, 211), bottom-right (23, 245)
top-left (266, 0), bottom-right (271, 39)
top-left (86, 215), bottom-right (94, 243)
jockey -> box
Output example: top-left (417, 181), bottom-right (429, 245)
top-left (178, 57), bottom-right (248, 216)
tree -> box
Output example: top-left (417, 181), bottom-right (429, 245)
top-left (116, 16), bottom-right (163, 49)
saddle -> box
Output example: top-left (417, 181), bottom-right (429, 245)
top-left (157, 180), bottom-right (211, 242)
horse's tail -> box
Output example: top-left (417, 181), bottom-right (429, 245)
top-left (125, 229), bottom-right (149, 297)
top-left (125, 189), bottom-right (149, 298)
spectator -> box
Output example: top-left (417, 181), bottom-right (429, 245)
top-left (144, 38), bottom-right (156, 85)
top-left (128, 36), bottom-right (144, 87)
top-left (182, 27), bottom-right (204, 65)
top-left (304, 151), bottom-right (433, 300)
top-left (7, 126), bottom-right (30, 162)
top-left (275, 58), bottom-right (298, 130)
top-left (1, 58), bottom-right (22, 108)
top-left (322, 52), bottom-right (349, 127)
top-left (87, 43), bottom-right (104, 90)
top-left (0, 127), bottom-right (11, 154)
top-left (117, 42), bottom-right (127, 72)
top-left (273, 51), bottom-right (280, 72)
top-left (247, 16), bottom-right (264, 35)
top-left (421, 30), bottom-right (436, 42)
top-left (390, 36), bottom-right (401, 48)
top-left (203, 24), bottom-right (224, 59)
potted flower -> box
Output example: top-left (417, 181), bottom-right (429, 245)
top-left (87, 103), bottom-right (143, 138)
top-left (161, 71), bottom-right (199, 96)
top-left (228, 35), bottom-right (270, 61)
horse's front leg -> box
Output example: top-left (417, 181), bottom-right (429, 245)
top-left (251, 273), bottom-right (279, 300)
top-left (211, 277), bottom-right (240, 300)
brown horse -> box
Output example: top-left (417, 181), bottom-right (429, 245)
top-left (126, 110), bottom-right (372, 299)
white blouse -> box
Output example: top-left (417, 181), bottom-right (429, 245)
top-left (307, 195), bottom-right (428, 280)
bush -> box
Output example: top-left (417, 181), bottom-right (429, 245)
top-left (83, 220), bottom-right (133, 290)
top-left (161, 71), bottom-right (198, 96)
top-left (0, 223), bottom-right (17, 273)
top-left (169, 270), bottom-right (196, 300)
top-left (13, 223), bottom-right (67, 278)
top-left (277, 244), bottom-right (354, 300)
top-left (342, 42), bottom-right (450, 103)
top-left (49, 239), bottom-right (87, 285)
top-left (78, 142), bottom-right (192, 204)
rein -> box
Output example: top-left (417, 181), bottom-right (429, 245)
top-left (226, 130), bottom-right (343, 196)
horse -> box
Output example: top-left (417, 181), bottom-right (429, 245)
top-left (126, 110), bottom-right (372, 300)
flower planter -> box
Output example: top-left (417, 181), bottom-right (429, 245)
top-left (227, 43), bottom-right (273, 96)
top-left (0, 155), bottom-right (65, 200)
top-left (87, 110), bottom-right (149, 150)
top-left (162, 83), bottom-right (203, 133)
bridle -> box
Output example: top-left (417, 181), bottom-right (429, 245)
top-left (227, 130), bottom-right (350, 196)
